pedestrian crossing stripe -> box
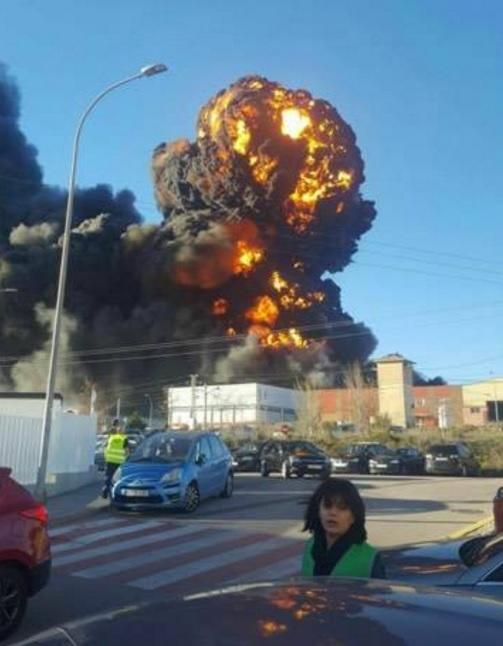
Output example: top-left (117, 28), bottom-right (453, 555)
top-left (50, 516), bottom-right (301, 591)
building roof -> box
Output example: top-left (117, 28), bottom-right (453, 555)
top-left (0, 392), bottom-right (63, 400)
top-left (374, 353), bottom-right (415, 365)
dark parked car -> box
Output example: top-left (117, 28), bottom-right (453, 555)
top-left (260, 440), bottom-right (331, 479)
top-left (14, 579), bottom-right (503, 645)
top-left (425, 442), bottom-right (480, 476)
top-left (383, 532), bottom-right (503, 597)
top-left (331, 442), bottom-right (388, 474)
top-left (0, 468), bottom-right (51, 640)
top-left (368, 446), bottom-right (425, 475)
top-left (231, 441), bottom-right (267, 472)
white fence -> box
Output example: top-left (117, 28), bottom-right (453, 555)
top-left (0, 412), bottom-right (97, 486)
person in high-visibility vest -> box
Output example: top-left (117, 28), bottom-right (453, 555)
top-left (102, 418), bottom-right (129, 499)
top-left (301, 478), bottom-right (386, 578)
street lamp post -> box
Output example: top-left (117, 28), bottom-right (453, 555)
top-left (33, 64), bottom-right (168, 501)
top-left (145, 394), bottom-right (153, 428)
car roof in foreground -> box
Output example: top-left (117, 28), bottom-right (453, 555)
top-left (14, 578), bottom-right (503, 646)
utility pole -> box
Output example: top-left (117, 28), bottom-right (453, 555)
top-left (145, 394), bottom-right (153, 428)
top-left (116, 398), bottom-right (121, 419)
top-left (203, 383), bottom-right (208, 429)
top-left (165, 387), bottom-right (170, 427)
top-left (190, 374), bottom-right (198, 430)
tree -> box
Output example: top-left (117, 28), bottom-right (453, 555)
top-left (294, 378), bottom-right (323, 441)
top-left (126, 411), bottom-right (147, 430)
top-left (342, 362), bottom-right (374, 432)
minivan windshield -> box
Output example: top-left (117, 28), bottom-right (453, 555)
top-left (129, 434), bottom-right (193, 463)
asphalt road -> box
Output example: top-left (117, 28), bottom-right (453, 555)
top-left (10, 472), bottom-right (499, 644)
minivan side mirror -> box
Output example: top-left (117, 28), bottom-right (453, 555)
top-left (196, 453), bottom-right (207, 466)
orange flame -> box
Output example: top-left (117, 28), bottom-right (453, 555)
top-left (233, 240), bottom-right (264, 275)
top-left (270, 271), bottom-right (326, 310)
top-left (245, 295), bottom-right (279, 326)
top-left (281, 108), bottom-right (311, 139)
top-left (196, 77), bottom-right (358, 234)
top-left (212, 298), bottom-right (228, 315)
top-left (263, 328), bottom-right (309, 349)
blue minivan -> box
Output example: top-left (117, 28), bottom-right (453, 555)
top-left (111, 431), bottom-right (233, 512)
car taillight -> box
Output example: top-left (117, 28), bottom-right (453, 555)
top-left (20, 504), bottom-right (48, 525)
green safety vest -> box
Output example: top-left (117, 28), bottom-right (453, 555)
top-left (104, 433), bottom-right (127, 465)
top-left (301, 537), bottom-right (377, 578)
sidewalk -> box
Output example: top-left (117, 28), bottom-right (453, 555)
top-left (46, 480), bottom-right (109, 526)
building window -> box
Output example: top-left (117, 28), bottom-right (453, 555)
top-left (470, 407), bottom-right (480, 414)
top-left (487, 401), bottom-right (503, 422)
top-left (415, 399), bottom-right (426, 407)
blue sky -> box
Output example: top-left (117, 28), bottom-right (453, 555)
top-left (2, 0), bottom-right (502, 383)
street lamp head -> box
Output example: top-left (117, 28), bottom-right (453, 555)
top-left (140, 63), bottom-right (168, 77)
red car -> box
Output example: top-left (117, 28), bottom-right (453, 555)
top-left (0, 467), bottom-right (51, 640)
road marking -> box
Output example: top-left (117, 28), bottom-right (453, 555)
top-left (446, 514), bottom-right (494, 540)
top-left (52, 520), bottom-right (161, 555)
top-left (74, 528), bottom-right (243, 578)
top-left (235, 490), bottom-right (315, 495)
top-left (50, 517), bottom-right (121, 537)
top-left (54, 523), bottom-right (203, 567)
top-left (130, 534), bottom-right (292, 590)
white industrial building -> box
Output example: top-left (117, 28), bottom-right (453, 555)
top-left (164, 382), bottom-right (301, 429)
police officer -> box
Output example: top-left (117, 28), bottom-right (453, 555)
top-left (102, 418), bottom-right (128, 499)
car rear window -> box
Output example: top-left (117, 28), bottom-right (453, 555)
top-left (430, 444), bottom-right (458, 456)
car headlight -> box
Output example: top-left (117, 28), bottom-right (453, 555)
top-left (391, 460), bottom-right (400, 464)
top-left (161, 468), bottom-right (182, 484)
top-left (368, 459), bottom-right (377, 466)
top-left (112, 468), bottom-right (122, 483)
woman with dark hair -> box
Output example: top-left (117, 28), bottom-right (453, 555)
top-left (301, 478), bottom-right (386, 578)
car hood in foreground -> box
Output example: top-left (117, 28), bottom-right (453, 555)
top-left (13, 578), bottom-right (503, 646)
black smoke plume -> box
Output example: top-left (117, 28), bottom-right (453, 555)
top-left (0, 67), bottom-right (376, 411)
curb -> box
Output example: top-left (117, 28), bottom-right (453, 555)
top-left (446, 515), bottom-right (494, 540)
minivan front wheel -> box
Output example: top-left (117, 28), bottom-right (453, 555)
top-left (0, 566), bottom-right (28, 640)
top-left (183, 482), bottom-right (200, 512)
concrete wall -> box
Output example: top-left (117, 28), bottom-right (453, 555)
top-left (462, 379), bottom-right (503, 425)
top-left (376, 359), bottom-right (414, 427)
top-left (413, 385), bottom-right (464, 428)
top-left (0, 411), bottom-right (98, 497)
top-left (316, 388), bottom-right (379, 426)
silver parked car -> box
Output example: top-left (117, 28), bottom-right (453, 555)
top-left (383, 532), bottom-right (503, 597)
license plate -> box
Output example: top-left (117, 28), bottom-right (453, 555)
top-left (309, 464), bottom-right (322, 469)
top-left (122, 489), bottom-right (150, 497)
top-left (377, 464), bottom-right (388, 468)
top-left (435, 457), bottom-right (448, 462)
